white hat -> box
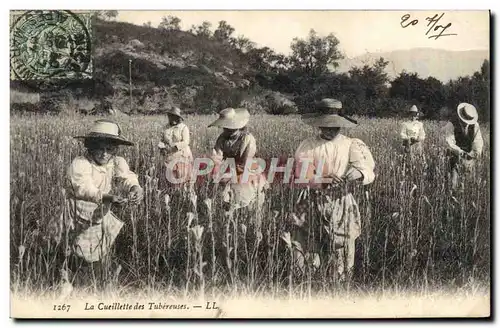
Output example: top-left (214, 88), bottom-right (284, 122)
top-left (409, 105), bottom-right (420, 114)
top-left (301, 98), bottom-right (357, 128)
top-left (166, 106), bottom-right (183, 120)
top-left (457, 103), bottom-right (478, 125)
top-left (301, 113), bottom-right (357, 128)
top-left (74, 120), bottom-right (134, 146)
top-left (208, 108), bottom-right (250, 129)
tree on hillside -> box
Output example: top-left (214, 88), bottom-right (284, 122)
top-left (95, 10), bottom-right (119, 21)
top-left (288, 29), bottom-right (343, 76)
top-left (247, 47), bottom-right (278, 72)
top-left (348, 57), bottom-right (390, 100)
top-left (158, 15), bottom-right (181, 31)
top-left (389, 71), bottom-right (446, 117)
top-left (473, 59), bottom-right (490, 121)
top-left (190, 21), bottom-right (212, 38)
top-left (420, 76), bottom-right (446, 115)
top-left (231, 35), bottom-right (256, 53)
top-left (389, 71), bottom-right (424, 101)
top-left (446, 77), bottom-right (474, 108)
top-left (445, 60), bottom-right (490, 121)
top-left (213, 20), bottom-right (235, 43)
top-left (143, 21), bottom-right (152, 28)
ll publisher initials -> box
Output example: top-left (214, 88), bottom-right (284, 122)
top-left (206, 302), bottom-right (218, 310)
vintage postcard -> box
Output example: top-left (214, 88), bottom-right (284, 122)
top-left (10, 10), bottom-right (490, 318)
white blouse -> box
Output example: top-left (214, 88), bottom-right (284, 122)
top-left (66, 155), bottom-right (140, 224)
top-left (293, 134), bottom-right (376, 242)
top-left (161, 123), bottom-right (193, 160)
top-left (294, 134), bottom-right (376, 186)
top-left (400, 121), bottom-right (426, 142)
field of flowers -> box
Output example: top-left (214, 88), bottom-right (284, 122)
top-left (10, 113), bottom-right (490, 299)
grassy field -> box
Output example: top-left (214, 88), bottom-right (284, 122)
top-left (10, 113), bottom-right (491, 300)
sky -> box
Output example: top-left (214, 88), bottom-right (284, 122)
top-left (117, 10), bottom-right (490, 58)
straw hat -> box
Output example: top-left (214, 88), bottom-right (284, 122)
top-left (74, 119), bottom-right (134, 146)
top-left (208, 108), bottom-right (250, 129)
top-left (457, 103), bottom-right (478, 125)
top-left (409, 105), bottom-right (421, 114)
top-left (301, 98), bottom-right (358, 128)
top-left (166, 106), bottom-right (183, 120)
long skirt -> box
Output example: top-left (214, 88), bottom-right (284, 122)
top-left (217, 173), bottom-right (269, 243)
top-left (220, 173), bottom-right (269, 211)
top-left (55, 210), bottom-right (125, 290)
top-left (71, 211), bottom-right (124, 263)
top-left (402, 141), bottom-right (426, 164)
top-left (164, 154), bottom-right (194, 188)
top-left (290, 187), bottom-right (363, 278)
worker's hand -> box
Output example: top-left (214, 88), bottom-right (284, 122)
top-left (103, 194), bottom-right (128, 205)
top-left (344, 168), bottom-right (363, 182)
top-left (128, 186), bottom-right (144, 205)
top-left (464, 152), bottom-right (475, 160)
top-left (323, 173), bottom-right (344, 187)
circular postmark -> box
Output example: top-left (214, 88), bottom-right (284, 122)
top-left (10, 10), bottom-right (93, 80)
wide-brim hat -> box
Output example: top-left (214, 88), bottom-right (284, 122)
top-left (208, 107), bottom-right (250, 129)
top-left (409, 105), bottom-right (421, 115)
top-left (301, 113), bottom-right (358, 128)
top-left (457, 102), bottom-right (478, 125)
top-left (302, 98), bottom-right (358, 128)
top-left (74, 119), bottom-right (134, 146)
top-left (166, 106), bottom-right (183, 120)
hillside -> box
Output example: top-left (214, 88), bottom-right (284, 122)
top-left (10, 20), bottom-right (489, 117)
top-left (92, 19), bottom-right (260, 114)
top-left (10, 19), bottom-right (290, 115)
top-left (335, 48), bottom-right (489, 82)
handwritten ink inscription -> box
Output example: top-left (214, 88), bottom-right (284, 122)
top-left (400, 13), bottom-right (457, 40)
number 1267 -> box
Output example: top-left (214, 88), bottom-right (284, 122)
top-left (53, 304), bottom-right (71, 312)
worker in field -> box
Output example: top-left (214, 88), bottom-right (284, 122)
top-left (400, 105), bottom-right (426, 162)
top-left (443, 103), bottom-right (484, 190)
top-left (158, 106), bottom-right (194, 191)
top-left (292, 98), bottom-right (376, 282)
top-left (208, 107), bottom-right (269, 240)
top-left (59, 119), bottom-right (144, 290)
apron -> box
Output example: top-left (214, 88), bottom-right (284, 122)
top-left (294, 185), bottom-right (362, 250)
top-left (215, 131), bottom-right (269, 211)
top-left (164, 152), bottom-right (194, 184)
top-left (221, 172), bottom-right (269, 211)
top-left (69, 211), bottom-right (124, 263)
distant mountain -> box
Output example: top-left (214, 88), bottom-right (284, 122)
top-left (334, 48), bottom-right (489, 82)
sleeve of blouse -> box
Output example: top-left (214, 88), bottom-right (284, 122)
top-left (114, 156), bottom-right (141, 191)
top-left (294, 140), bottom-right (316, 183)
top-left (418, 122), bottom-right (426, 141)
top-left (67, 157), bottom-right (103, 203)
top-left (443, 122), bottom-right (463, 155)
top-left (173, 125), bottom-right (190, 150)
top-left (161, 129), bottom-right (169, 145)
top-left (211, 135), bottom-right (225, 167)
top-left (471, 123), bottom-right (484, 157)
top-left (240, 134), bottom-right (257, 164)
top-left (349, 138), bottom-right (376, 185)
top-left (400, 122), bottom-right (409, 140)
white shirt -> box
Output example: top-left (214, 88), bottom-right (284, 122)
top-left (400, 121), bottom-right (426, 142)
top-left (294, 134), bottom-right (376, 186)
top-left (293, 134), bottom-right (375, 242)
top-left (161, 123), bottom-right (193, 160)
top-left (66, 155), bottom-right (140, 224)
top-left (443, 121), bottom-right (484, 157)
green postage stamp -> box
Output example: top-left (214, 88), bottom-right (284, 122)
top-left (10, 10), bottom-right (93, 80)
